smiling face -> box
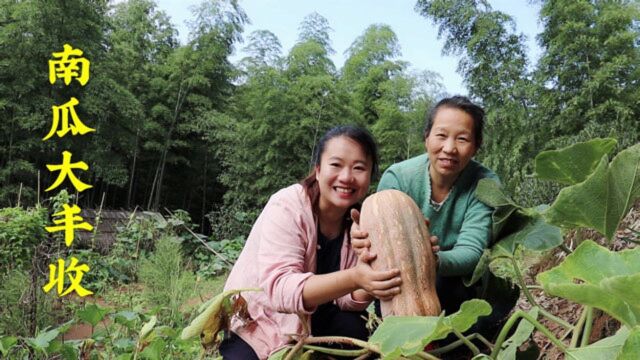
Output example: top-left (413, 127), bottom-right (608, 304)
top-left (425, 106), bottom-right (478, 184)
top-left (315, 136), bottom-right (372, 215)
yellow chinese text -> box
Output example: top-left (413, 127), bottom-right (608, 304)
top-left (45, 150), bottom-right (93, 192)
top-left (42, 257), bottom-right (93, 297)
top-left (48, 44), bottom-right (90, 86)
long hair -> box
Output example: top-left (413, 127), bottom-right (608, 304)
top-left (300, 125), bottom-right (379, 220)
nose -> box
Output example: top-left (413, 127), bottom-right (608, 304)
top-left (338, 167), bottom-right (353, 183)
top-left (443, 138), bottom-right (457, 153)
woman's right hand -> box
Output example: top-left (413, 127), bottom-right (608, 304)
top-left (352, 249), bottom-right (402, 301)
top-left (350, 208), bottom-right (371, 257)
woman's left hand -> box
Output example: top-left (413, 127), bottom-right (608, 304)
top-left (424, 217), bottom-right (440, 254)
top-left (352, 250), bottom-right (402, 301)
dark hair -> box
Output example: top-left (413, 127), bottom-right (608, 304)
top-left (424, 95), bottom-right (485, 149)
top-left (301, 125), bottom-right (379, 216)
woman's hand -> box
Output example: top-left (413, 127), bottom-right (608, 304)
top-left (350, 208), bottom-right (371, 257)
top-left (424, 218), bottom-right (440, 256)
top-left (351, 249), bottom-right (402, 301)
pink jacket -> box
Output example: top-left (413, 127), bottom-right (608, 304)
top-left (223, 184), bottom-right (369, 359)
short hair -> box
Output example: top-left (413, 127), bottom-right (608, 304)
top-left (424, 96), bottom-right (485, 149)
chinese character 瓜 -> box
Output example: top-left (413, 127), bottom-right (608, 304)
top-left (43, 97), bottom-right (95, 140)
top-left (45, 204), bottom-right (94, 247)
top-left (49, 44), bottom-right (90, 86)
top-left (42, 257), bottom-right (93, 297)
top-left (45, 151), bottom-right (93, 192)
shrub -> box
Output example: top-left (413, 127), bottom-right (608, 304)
top-left (0, 207), bottom-right (47, 273)
top-left (138, 235), bottom-right (196, 324)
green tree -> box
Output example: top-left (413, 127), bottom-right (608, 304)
top-left (0, 0), bottom-right (108, 206)
top-left (342, 24), bottom-right (405, 125)
top-left (535, 0), bottom-right (640, 150)
top-left (416, 0), bottom-right (542, 202)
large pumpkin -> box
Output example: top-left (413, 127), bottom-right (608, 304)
top-left (360, 189), bottom-right (441, 316)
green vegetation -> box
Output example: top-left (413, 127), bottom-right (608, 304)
top-left (180, 138), bottom-right (640, 359)
top-left (1, 0), bottom-right (639, 358)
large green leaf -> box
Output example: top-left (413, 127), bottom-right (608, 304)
top-left (494, 215), bottom-right (563, 254)
top-left (545, 144), bottom-right (640, 240)
top-left (534, 138), bottom-right (617, 185)
top-left (604, 143), bottom-right (640, 239)
top-left (476, 179), bottom-right (521, 242)
top-left (369, 299), bottom-right (491, 359)
top-left (618, 327), bottom-right (640, 360)
top-left (25, 328), bottom-right (59, 352)
top-left (476, 179), bottom-right (561, 252)
top-left (537, 241), bottom-right (640, 327)
top-left (139, 315), bottom-right (157, 340)
top-left (565, 326), bottom-right (630, 360)
top-left (268, 346), bottom-right (290, 360)
top-left (77, 304), bottom-right (110, 327)
top-left (497, 307), bottom-right (539, 360)
top-left (476, 179), bottom-right (517, 208)
top-left (0, 336), bottom-right (17, 356)
top-left (139, 338), bottom-right (165, 360)
top-left (180, 288), bottom-right (260, 341)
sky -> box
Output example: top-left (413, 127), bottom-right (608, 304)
top-left (154, 0), bottom-right (543, 95)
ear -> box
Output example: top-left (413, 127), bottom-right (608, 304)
top-left (315, 165), bottom-right (320, 181)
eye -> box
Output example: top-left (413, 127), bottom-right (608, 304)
top-left (436, 133), bottom-right (446, 139)
top-left (354, 165), bottom-right (367, 172)
top-left (329, 163), bottom-right (341, 168)
top-left (457, 137), bottom-right (469, 142)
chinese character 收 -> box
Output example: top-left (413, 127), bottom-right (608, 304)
top-left (49, 44), bottom-right (90, 86)
top-left (45, 204), bottom-right (94, 247)
top-left (42, 256), bottom-right (93, 297)
top-left (43, 97), bottom-right (95, 140)
top-left (45, 151), bottom-right (93, 192)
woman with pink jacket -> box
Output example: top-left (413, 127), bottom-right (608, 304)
top-left (220, 126), bottom-right (402, 359)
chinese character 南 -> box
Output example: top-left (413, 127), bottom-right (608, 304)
top-left (49, 44), bottom-right (91, 86)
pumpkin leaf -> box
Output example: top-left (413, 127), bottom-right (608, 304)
top-left (618, 326), bottom-right (640, 360)
top-left (476, 180), bottom-right (561, 253)
top-left (268, 347), bottom-right (291, 360)
top-left (537, 241), bottom-right (640, 327)
top-left (494, 214), bottom-right (563, 254)
top-left (180, 288), bottom-right (261, 342)
top-left (139, 315), bottom-right (157, 340)
top-left (476, 179), bottom-right (518, 208)
top-left (534, 138), bottom-right (617, 185)
top-left (565, 326), bottom-right (630, 360)
top-left (139, 338), bottom-right (165, 360)
top-left (77, 303), bottom-right (110, 327)
top-left (369, 315), bottom-right (444, 359)
top-left (369, 299), bottom-right (491, 359)
top-left (446, 299), bottom-right (492, 333)
top-left (497, 307), bottom-right (538, 360)
top-left (545, 143), bottom-right (640, 241)
top-left (25, 327), bottom-right (59, 352)
top-left (464, 249), bottom-right (491, 286)
top-left (0, 336), bottom-right (18, 356)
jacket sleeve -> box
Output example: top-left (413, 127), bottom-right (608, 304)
top-left (437, 190), bottom-right (492, 277)
top-left (335, 243), bottom-right (371, 311)
top-left (257, 195), bottom-right (316, 315)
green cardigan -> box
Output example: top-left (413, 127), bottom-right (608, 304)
top-left (377, 154), bottom-right (498, 277)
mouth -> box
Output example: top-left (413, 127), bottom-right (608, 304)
top-left (333, 186), bottom-right (356, 195)
top-left (438, 158), bottom-right (458, 167)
